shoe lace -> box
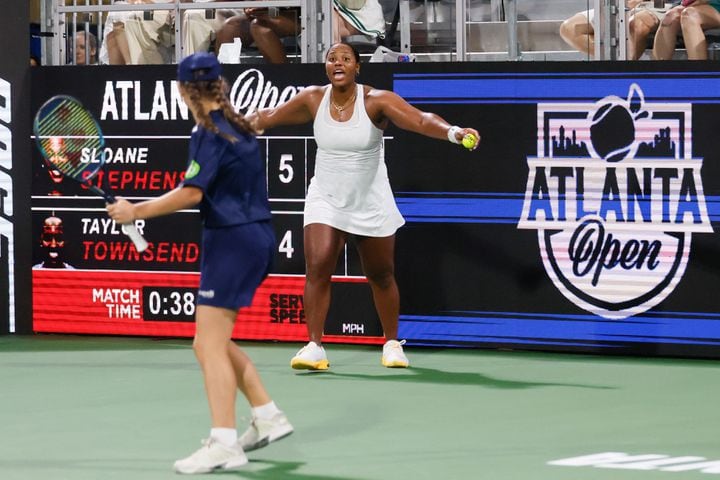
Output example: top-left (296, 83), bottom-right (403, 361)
top-left (238, 416), bottom-right (258, 435)
top-left (184, 438), bottom-right (212, 460)
top-left (296, 342), bottom-right (322, 356)
top-left (385, 339), bottom-right (406, 354)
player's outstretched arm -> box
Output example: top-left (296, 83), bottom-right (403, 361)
top-left (248, 86), bottom-right (324, 132)
top-left (373, 89), bottom-right (480, 150)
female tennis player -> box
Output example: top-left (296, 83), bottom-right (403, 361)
top-left (106, 52), bottom-right (292, 474)
top-left (247, 42), bottom-right (480, 371)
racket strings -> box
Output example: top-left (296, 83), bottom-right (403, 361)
top-left (35, 98), bottom-right (104, 179)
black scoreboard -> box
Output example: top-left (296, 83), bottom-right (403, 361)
top-left (30, 61), bottom-right (720, 358)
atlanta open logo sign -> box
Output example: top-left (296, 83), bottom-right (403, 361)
top-left (518, 84), bottom-right (712, 319)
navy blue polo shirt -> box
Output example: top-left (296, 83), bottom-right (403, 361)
top-left (182, 110), bottom-right (271, 228)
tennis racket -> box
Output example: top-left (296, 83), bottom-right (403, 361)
top-left (34, 95), bottom-right (149, 252)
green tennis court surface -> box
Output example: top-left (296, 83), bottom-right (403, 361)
top-left (0, 334), bottom-right (718, 480)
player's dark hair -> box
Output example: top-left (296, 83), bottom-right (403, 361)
top-left (326, 42), bottom-right (361, 64)
top-left (180, 78), bottom-right (259, 141)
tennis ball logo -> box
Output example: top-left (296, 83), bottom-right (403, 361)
top-left (590, 103), bottom-right (634, 162)
top-left (589, 84), bottom-right (647, 163)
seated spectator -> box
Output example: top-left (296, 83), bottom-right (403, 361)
top-left (215, 7), bottom-right (301, 64)
top-left (73, 30), bottom-right (98, 65)
top-left (332, 0), bottom-right (386, 44)
top-left (559, 9), bottom-right (595, 57)
top-left (653, 0), bottom-right (720, 59)
top-left (99, 0), bottom-right (174, 65)
top-left (629, 1), bottom-right (682, 59)
top-left (213, 0), bottom-right (385, 64)
top-left (181, 0), bottom-right (242, 55)
top-left (560, 1), bottom-right (679, 60)
top-left (30, 55), bottom-right (41, 66)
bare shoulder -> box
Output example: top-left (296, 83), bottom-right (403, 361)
top-left (364, 86), bottom-right (397, 100)
top-left (300, 84), bottom-right (327, 96)
top-left (292, 85), bottom-right (326, 109)
top-left (363, 86), bottom-right (404, 127)
top-left (299, 85), bottom-right (327, 100)
top-left (364, 86), bottom-right (402, 108)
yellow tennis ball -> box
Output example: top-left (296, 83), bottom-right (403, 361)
top-left (462, 133), bottom-right (477, 150)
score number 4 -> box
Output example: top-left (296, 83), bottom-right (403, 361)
top-left (279, 230), bottom-right (294, 259)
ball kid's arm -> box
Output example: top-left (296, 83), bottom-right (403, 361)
top-left (107, 186), bottom-right (203, 224)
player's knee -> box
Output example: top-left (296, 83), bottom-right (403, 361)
top-left (192, 336), bottom-right (206, 359)
top-left (366, 269), bottom-right (395, 289)
top-left (304, 260), bottom-right (334, 282)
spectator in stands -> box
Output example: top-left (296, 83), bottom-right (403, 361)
top-left (182, 0), bottom-right (242, 56)
top-left (332, 0), bottom-right (385, 44)
top-left (560, 1), bottom-right (680, 60)
top-left (212, 0), bottom-right (386, 64)
top-left (653, 0), bottom-right (720, 60)
top-left (99, 0), bottom-right (174, 65)
top-left (214, 7), bottom-right (301, 64)
top-left (73, 30), bottom-right (98, 65)
top-left (629, 1), bottom-right (683, 59)
top-left (559, 9), bottom-right (595, 57)
top-left (30, 55), bottom-right (41, 66)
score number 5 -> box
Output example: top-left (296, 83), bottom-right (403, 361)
top-left (278, 154), bottom-right (294, 184)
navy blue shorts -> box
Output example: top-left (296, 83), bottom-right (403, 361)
top-left (198, 221), bottom-right (275, 310)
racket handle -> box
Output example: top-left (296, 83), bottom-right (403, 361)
top-left (96, 186), bottom-right (148, 252)
top-left (122, 222), bottom-right (149, 253)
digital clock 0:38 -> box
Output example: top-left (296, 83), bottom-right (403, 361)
top-left (142, 286), bottom-right (196, 322)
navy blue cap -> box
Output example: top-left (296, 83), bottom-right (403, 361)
top-left (177, 52), bottom-right (222, 82)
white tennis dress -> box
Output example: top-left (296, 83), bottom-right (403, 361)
top-left (304, 84), bottom-right (405, 237)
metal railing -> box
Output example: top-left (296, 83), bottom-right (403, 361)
top-left (42, 0), bottom-right (637, 64)
top-left (45, 0), bottom-right (328, 65)
top-left (396, 0), bottom-right (628, 62)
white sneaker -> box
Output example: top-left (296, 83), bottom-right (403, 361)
top-left (173, 438), bottom-right (248, 474)
top-left (382, 339), bottom-right (409, 368)
top-left (239, 412), bottom-right (294, 452)
top-left (290, 341), bottom-right (329, 370)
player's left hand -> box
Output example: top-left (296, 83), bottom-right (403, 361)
top-left (459, 127), bottom-right (480, 151)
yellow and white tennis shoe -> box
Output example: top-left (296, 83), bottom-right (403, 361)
top-left (290, 341), bottom-right (330, 370)
top-left (173, 438), bottom-right (248, 474)
top-left (382, 339), bottom-right (409, 368)
top-left (239, 412), bottom-right (294, 452)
